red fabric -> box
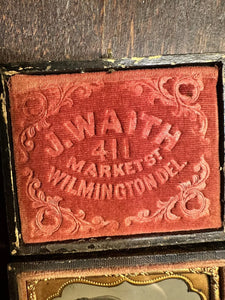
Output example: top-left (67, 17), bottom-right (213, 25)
top-left (9, 67), bottom-right (221, 244)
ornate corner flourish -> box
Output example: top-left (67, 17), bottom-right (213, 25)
top-left (189, 267), bottom-right (220, 300)
top-left (17, 81), bottom-right (104, 162)
top-left (123, 74), bottom-right (208, 141)
top-left (24, 168), bottom-right (119, 237)
top-left (125, 155), bottom-right (210, 226)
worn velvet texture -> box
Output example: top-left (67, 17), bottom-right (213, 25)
top-left (9, 67), bottom-right (221, 243)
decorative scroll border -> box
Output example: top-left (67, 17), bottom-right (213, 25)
top-left (123, 74), bottom-right (207, 141)
top-left (25, 155), bottom-right (210, 237)
top-left (16, 81), bottom-right (104, 162)
top-left (125, 155), bottom-right (210, 225)
top-left (24, 167), bottom-right (119, 237)
top-left (16, 73), bottom-right (212, 237)
top-left (16, 73), bottom-right (207, 163)
top-left (26, 267), bottom-right (220, 300)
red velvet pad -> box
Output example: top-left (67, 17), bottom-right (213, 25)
top-left (9, 67), bottom-right (221, 243)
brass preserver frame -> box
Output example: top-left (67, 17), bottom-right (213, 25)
top-left (12, 262), bottom-right (221, 300)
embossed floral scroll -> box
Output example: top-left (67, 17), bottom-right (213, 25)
top-left (8, 66), bottom-right (221, 243)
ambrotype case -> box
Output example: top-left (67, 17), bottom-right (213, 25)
top-left (0, 53), bottom-right (224, 255)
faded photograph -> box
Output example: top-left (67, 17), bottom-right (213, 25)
top-left (55, 279), bottom-right (201, 300)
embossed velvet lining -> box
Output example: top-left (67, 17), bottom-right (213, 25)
top-left (9, 67), bottom-right (221, 243)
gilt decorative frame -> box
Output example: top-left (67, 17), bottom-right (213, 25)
top-left (8, 252), bottom-right (225, 300)
top-left (24, 270), bottom-right (217, 300)
top-left (0, 53), bottom-right (224, 255)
